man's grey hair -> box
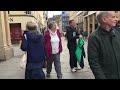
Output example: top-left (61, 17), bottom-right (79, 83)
top-left (96, 11), bottom-right (111, 24)
top-left (26, 20), bottom-right (38, 30)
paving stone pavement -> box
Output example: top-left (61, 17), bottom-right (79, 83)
top-left (0, 37), bottom-right (95, 79)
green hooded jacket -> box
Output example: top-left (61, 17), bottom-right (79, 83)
top-left (75, 38), bottom-right (84, 64)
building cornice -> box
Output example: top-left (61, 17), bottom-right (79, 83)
top-left (9, 14), bottom-right (37, 20)
top-left (84, 11), bottom-right (97, 17)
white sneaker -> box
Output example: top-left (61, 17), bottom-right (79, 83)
top-left (74, 67), bottom-right (81, 70)
top-left (71, 68), bottom-right (77, 72)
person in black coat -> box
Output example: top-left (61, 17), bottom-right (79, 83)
top-left (66, 20), bottom-right (80, 72)
top-left (21, 21), bottom-right (45, 79)
top-left (114, 20), bottom-right (120, 32)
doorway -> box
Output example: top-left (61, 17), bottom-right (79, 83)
top-left (10, 23), bottom-right (22, 44)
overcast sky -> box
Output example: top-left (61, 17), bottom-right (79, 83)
top-left (48, 11), bottom-right (62, 18)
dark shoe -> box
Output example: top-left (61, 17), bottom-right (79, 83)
top-left (57, 74), bottom-right (62, 79)
top-left (42, 65), bottom-right (45, 68)
top-left (46, 73), bottom-right (50, 77)
top-left (58, 77), bottom-right (62, 79)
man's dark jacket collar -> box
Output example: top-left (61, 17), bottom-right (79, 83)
top-left (97, 26), bottom-right (116, 37)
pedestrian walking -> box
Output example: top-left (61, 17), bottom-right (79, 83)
top-left (66, 20), bottom-right (81, 72)
top-left (88, 11), bottom-right (120, 79)
top-left (21, 20), bottom-right (45, 79)
top-left (44, 21), bottom-right (63, 79)
top-left (83, 31), bottom-right (88, 41)
top-left (114, 21), bottom-right (120, 32)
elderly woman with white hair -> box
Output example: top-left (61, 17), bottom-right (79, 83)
top-left (44, 21), bottom-right (63, 79)
top-left (20, 20), bottom-right (45, 79)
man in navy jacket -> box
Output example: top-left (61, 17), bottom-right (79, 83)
top-left (21, 21), bottom-right (45, 79)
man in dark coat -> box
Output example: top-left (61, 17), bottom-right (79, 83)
top-left (21, 21), bottom-right (45, 79)
top-left (88, 11), bottom-right (120, 79)
top-left (114, 21), bottom-right (120, 32)
top-left (66, 20), bottom-right (80, 72)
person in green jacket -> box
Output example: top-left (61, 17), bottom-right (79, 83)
top-left (75, 37), bottom-right (86, 69)
top-left (88, 11), bottom-right (120, 79)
